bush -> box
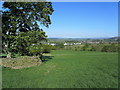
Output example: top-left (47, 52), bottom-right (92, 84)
top-left (89, 46), bottom-right (96, 51)
top-left (56, 43), bottom-right (64, 48)
top-left (79, 43), bottom-right (118, 52)
top-left (42, 45), bottom-right (52, 53)
top-left (101, 45), bottom-right (109, 52)
top-left (80, 44), bottom-right (89, 51)
top-left (51, 46), bottom-right (58, 50)
top-left (99, 44), bottom-right (118, 52)
top-left (29, 44), bottom-right (44, 56)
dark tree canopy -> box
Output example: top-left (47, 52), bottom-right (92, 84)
top-left (2, 2), bottom-right (54, 34)
top-left (2, 2), bottom-right (54, 56)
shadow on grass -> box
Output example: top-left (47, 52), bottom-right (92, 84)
top-left (41, 56), bottom-right (54, 62)
top-left (0, 56), bottom-right (7, 58)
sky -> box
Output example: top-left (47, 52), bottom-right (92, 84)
top-left (42, 2), bottom-right (118, 38)
top-left (1, 2), bottom-right (118, 38)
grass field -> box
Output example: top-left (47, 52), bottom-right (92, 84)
top-left (2, 50), bottom-right (118, 88)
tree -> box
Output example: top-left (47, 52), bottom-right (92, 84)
top-left (101, 45), bottom-right (109, 52)
top-left (90, 46), bottom-right (96, 51)
top-left (12, 30), bottom-right (47, 56)
top-left (56, 42), bottom-right (64, 49)
top-left (81, 44), bottom-right (89, 51)
top-left (2, 2), bottom-right (54, 57)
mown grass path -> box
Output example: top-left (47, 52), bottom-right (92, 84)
top-left (3, 50), bottom-right (118, 88)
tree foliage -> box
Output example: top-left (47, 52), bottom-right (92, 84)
top-left (11, 30), bottom-right (47, 56)
top-left (2, 2), bottom-right (54, 56)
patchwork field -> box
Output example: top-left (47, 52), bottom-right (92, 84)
top-left (2, 50), bottom-right (118, 88)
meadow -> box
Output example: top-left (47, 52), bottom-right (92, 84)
top-left (2, 50), bottom-right (118, 88)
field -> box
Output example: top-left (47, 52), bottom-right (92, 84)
top-left (2, 50), bottom-right (118, 88)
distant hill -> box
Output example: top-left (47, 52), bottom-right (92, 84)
top-left (108, 37), bottom-right (119, 40)
top-left (104, 37), bottom-right (119, 42)
top-left (48, 37), bottom-right (119, 43)
top-left (48, 37), bottom-right (119, 40)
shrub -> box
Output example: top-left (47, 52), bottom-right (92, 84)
top-left (89, 46), bottom-right (96, 51)
top-left (42, 45), bottom-right (52, 53)
top-left (29, 44), bottom-right (44, 56)
top-left (101, 44), bottom-right (118, 52)
top-left (101, 45), bottom-right (109, 52)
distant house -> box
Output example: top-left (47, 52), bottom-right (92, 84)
top-left (50, 43), bottom-right (56, 46)
top-left (64, 43), bottom-right (72, 45)
top-left (64, 43), bottom-right (68, 45)
top-left (64, 42), bottom-right (81, 46)
top-left (47, 43), bottom-right (50, 45)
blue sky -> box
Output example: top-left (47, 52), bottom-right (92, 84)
top-left (43, 2), bottom-right (118, 38)
top-left (1, 2), bottom-right (118, 38)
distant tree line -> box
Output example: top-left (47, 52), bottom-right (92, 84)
top-left (43, 41), bottom-right (118, 52)
top-left (63, 43), bottom-right (118, 52)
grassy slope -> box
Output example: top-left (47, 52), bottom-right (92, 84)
top-left (2, 50), bottom-right (118, 88)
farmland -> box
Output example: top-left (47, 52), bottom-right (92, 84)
top-left (2, 50), bottom-right (118, 88)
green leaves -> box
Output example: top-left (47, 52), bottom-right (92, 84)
top-left (2, 2), bottom-right (54, 55)
top-left (29, 44), bottom-right (44, 56)
top-left (11, 30), bottom-right (47, 55)
top-left (3, 2), bottom-right (54, 33)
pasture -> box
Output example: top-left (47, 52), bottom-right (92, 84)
top-left (2, 50), bottom-right (118, 88)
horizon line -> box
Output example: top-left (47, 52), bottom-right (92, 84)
top-left (47, 36), bottom-right (118, 39)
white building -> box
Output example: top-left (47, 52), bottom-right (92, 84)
top-left (50, 43), bottom-right (56, 46)
top-left (64, 42), bottom-right (81, 46)
top-left (64, 43), bottom-right (68, 45)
